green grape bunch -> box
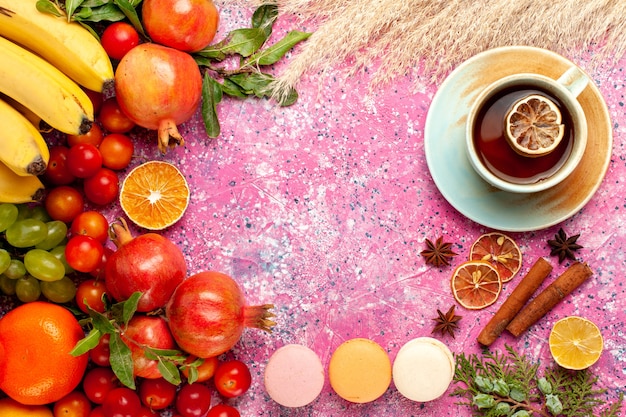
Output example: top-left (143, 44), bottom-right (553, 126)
top-left (0, 202), bottom-right (76, 304)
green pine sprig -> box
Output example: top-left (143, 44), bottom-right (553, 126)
top-left (453, 345), bottom-right (623, 417)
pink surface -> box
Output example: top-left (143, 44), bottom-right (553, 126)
top-left (124, 7), bottom-right (625, 415)
top-left (162, 25), bottom-right (626, 413)
top-left (2, 2), bottom-right (625, 415)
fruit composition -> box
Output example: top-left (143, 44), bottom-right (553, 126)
top-left (0, 0), bottom-right (317, 415)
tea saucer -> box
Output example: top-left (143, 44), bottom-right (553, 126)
top-left (424, 46), bottom-right (612, 232)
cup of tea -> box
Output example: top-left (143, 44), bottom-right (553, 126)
top-left (465, 66), bottom-right (589, 193)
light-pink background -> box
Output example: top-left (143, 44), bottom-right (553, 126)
top-left (5, 2), bottom-right (626, 415)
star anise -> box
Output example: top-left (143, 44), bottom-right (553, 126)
top-left (547, 228), bottom-right (583, 263)
top-left (432, 305), bottom-right (463, 338)
top-left (420, 236), bottom-right (457, 267)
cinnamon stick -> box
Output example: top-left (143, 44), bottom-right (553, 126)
top-left (506, 262), bottom-right (593, 337)
top-left (477, 257), bottom-right (552, 346)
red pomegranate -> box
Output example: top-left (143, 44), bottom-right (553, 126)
top-left (143, 0), bottom-right (220, 52)
top-left (104, 218), bottom-right (187, 312)
top-left (166, 271), bottom-right (275, 358)
top-left (114, 43), bottom-right (202, 153)
top-left (121, 315), bottom-right (177, 379)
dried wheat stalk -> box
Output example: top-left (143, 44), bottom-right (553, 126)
top-left (228, 0), bottom-right (626, 99)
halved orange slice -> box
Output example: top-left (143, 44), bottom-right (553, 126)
top-left (469, 232), bottom-right (522, 283)
top-left (451, 260), bottom-right (501, 310)
top-left (505, 94), bottom-right (565, 157)
top-left (119, 161), bottom-right (190, 230)
top-left (549, 316), bottom-right (603, 370)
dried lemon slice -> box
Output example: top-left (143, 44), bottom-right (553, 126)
top-left (505, 94), bottom-right (565, 157)
top-left (451, 260), bottom-right (501, 310)
top-left (469, 232), bottom-right (522, 283)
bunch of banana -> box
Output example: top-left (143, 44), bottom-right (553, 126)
top-left (0, 0), bottom-right (116, 136)
top-left (0, 0), bottom-right (116, 203)
top-left (0, 34), bottom-right (94, 137)
top-left (0, 0), bottom-right (114, 93)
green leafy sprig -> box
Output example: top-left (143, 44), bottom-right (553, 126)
top-left (36, 0), bottom-right (145, 37)
top-left (453, 345), bottom-right (623, 416)
top-left (36, 1), bottom-right (311, 140)
top-left (70, 292), bottom-right (200, 389)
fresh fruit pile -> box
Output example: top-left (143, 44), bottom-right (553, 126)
top-left (1, 202), bottom-right (274, 415)
top-left (1, 202), bottom-right (76, 303)
top-left (0, 0), bottom-right (307, 415)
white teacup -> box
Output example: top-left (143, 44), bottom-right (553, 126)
top-left (466, 66), bottom-right (589, 193)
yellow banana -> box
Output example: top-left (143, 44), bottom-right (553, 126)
top-left (0, 160), bottom-right (45, 204)
top-left (0, 98), bottom-right (50, 177)
top-left (0, 35), bottom-right (94, 136)
top-left (0, 0), bottom-right (114, 93)
top-left (0, 93), bottom-right (52, 133)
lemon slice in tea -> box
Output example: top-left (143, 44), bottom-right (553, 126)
top-left (549, 316), bottom-right (603, 370)
top-left (505, 94), bottom-right (565, 157)
top-left (451, 260), bottom-right (501, 310)
top-left (120, 161), bottom-right (190, 230)
top-left (469, 232), bottom-right (522, 283)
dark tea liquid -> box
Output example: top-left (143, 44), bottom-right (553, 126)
top-left (473, 86), bottom-right (574, 184)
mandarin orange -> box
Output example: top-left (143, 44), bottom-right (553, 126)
top-left (0, 301), bottom-right (88, 405)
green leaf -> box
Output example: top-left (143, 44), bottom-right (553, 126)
top-left (275, 87), bottom-right (299, 107)
top-left (81, 0), bottom-right (111, 7)
top-left (70, 329), bottom-right (102, 356)
top-left (122, 292), bottom-right (141, 323)
top-left (66, 0), bottom-right (86, 20)
top-left (74, 3), bottom-right (125, 22)
top-left (216, 28), bottom-right (269, 58)
top-left (109, 332), bottom-right (135, 389)
top-left (158, 359), bottom-right (182, 385)
top-left (35, 0), bottom-right (63, 17)
top-left (109, 292), bottom-right (141, 326)
top-left (113, 0), bottom-right (146, 36)
top-left (89, 308), bottom-right (116, 334)
top-left (148, 347), bottom-right (186, 358)
top-left (186, 365), bottom-right (199, 384)
top-left (246, 31), bottom-right (311, 66)
top-left (201, 74), bottom-right (222, 139)
top-left (251, 4), bottom-right (278, 36)
top-left (194, 49), bottom-right (226, 63)
top-left (225, 72), bottom-right (273, 98)
top-left (220, 78), bottom-right (249, 99)
top-left (73, 6), bottom-right (93, 20)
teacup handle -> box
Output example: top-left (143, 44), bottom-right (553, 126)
top-left (557, 66), bottom-right (589, 98)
